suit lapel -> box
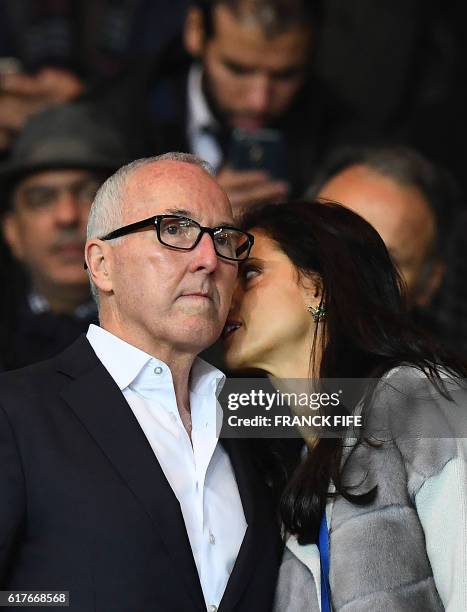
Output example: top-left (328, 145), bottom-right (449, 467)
top-left (56, 337), bottom-right (206, 611)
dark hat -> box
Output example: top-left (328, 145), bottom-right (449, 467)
top-left (0, 101), bottom-right (130, 189)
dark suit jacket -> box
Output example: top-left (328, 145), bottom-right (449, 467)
top-left (0, 293), bottom-right (97, 372)
top-left (0, 336), bottom-right (283, 611)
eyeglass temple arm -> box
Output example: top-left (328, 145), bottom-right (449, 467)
top-left (84, 218), bottom-right (159, 269)
top-left (101, 217), bottom-right (156, 241)
top-left (236, 234), bottom-right (254, 256)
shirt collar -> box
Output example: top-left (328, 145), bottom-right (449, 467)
top-left (187, 62), bottom-right (218, 138)
top-left (190, 355), bottom-right (226, 398)
top-left (86, 324), bottom-right (225, 396)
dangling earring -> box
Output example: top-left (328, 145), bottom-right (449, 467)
top-left (307, 303), bottom-right (326, 322)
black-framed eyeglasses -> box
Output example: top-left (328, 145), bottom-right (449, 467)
top-left (99, 214), bottom-right (254, 262)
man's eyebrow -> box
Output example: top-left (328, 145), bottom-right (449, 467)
top-left (22, 177), bottom-right (97, 194)
top-left (213, 219), bottom-right (237, 227)
top-left (23, 185), bottom-right (54, 193)
top-left (163, 208), bottom-right (235, 227)
top-left (221, 56), bottom-right (255, 72)
top-left (221, 55), bottom-right (307, 76)
top-left (164, 208), bottom-right (192, 217)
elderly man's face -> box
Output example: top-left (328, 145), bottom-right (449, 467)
top-left (317, 165), bottom-right (438, 305)
top-left (2, 169), bottom-right (101, 295)
top-left (103, 161), bottom-right (238, 354)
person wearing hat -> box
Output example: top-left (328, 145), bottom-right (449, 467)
top-left (0, 101), bottom-right (128, 371)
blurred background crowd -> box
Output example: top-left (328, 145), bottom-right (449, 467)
top-left (1, 0), bottom-right (467, 372)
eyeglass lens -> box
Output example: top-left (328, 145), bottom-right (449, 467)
top-left (159, 217), bottom-right (249, 260)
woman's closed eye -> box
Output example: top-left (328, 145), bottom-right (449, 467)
top-left (239, 263), bottom-right (262, 285)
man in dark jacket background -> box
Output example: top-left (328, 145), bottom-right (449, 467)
top-left (108, 0), bottom-right (356, 214)
top-left (0, 102), bottom-right (128, 370)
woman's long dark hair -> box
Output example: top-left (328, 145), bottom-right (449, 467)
top-left (240, 200), bottom-right (467, 544)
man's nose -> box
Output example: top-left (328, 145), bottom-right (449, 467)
top-left (247, 74), bottom-right (271, 114)
top-left (189, 232), bottom-right (219, 273)
top-left (54, 191), bottom-right (83, 226)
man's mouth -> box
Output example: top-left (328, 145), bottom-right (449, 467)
top-left (56, 244), bottom-right (83, 252)
top-left (52, 244), bottom-right (85, 259)
top-left (231, 116), bottom-right (267, 131)
top-left (222, 319), bottom-right (243, 339)
top-left (180, 292), bottom-right (212, 300)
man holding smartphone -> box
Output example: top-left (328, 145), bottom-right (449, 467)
top-left (183, 0), bottom-right (314, 211)
top-left (107, 0), bottom-right (351, 214)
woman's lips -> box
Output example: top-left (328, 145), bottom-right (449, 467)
top-left (222, 319), bottom-right (243, 339)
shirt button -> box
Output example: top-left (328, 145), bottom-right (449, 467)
top-left (209, 532), bottom-right (216, 545)
top-left (208, 606), bottom-right (217, 612)
top-left (154, 366), bottom-right (163, 375)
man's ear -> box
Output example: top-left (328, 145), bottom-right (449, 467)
top-left (184, 6), bottom-right (206, 57)
top-left (85, 240), bottom-right (114, 295)
top-left (415, 259), bottom-right (445, 308)
top-left (2, 212), bottom-right (25, 260)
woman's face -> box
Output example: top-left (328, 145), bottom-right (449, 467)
top-left (223, 230), bottom-right (320, 377)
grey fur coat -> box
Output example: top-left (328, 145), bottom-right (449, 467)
top-left (274, 367), bottom-right (467, 611)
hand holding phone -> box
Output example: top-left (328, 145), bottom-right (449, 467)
top-left (227, 128), bottom-right (288, 181)
top-left (217, 166), bottom-right (289, 216)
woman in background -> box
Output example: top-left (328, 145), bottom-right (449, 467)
top-left (223, 200), bottom-right (467, 611)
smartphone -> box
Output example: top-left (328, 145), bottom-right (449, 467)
top-left (227, 128), bottom-right (288, 180)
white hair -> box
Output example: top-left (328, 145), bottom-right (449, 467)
top-left (86, 152), bottom-right (214, 304)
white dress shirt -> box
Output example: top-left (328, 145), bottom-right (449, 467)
top-left (187, 63), bottom-right (223, 171)
top-left (86, 324), bottom-right (247, 611)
